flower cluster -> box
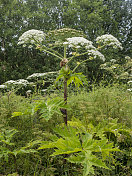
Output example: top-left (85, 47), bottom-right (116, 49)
top-left (110, 59), bottom-right (116, 63)
top-left (18, 29), bottom-right (45, 47)
top-left (0, 85), bottom-right (7, 89)
top-left (5, 79), bottom-right (29, 86)
top-left (27, 72), bottom-right (58, 80)
top-left (128, 80), bottom-right (132, 84)
top-left (87, 49), bottom-right (105, 61)
top-left (65, 37), bottom-right (94, 49)
top-left (96, 34), bottom-right (123, 50)
top-left (27, 73), bottom-right (48, 79)
top-left (127, 88), bottom-right (132, 92)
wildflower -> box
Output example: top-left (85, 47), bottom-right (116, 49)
top-left (127, 89), bottom-right (132, 92)
top-left (41, 89), bottom-right (47, 92)
top-left (127, 81), bottom-right (132, 84)
top-left (125, 56), bottom-right (131, 60)
top-left (111, 66), bottom-right (116, 69)
top-left (110, 59), bottom-right (116, 63)
top-left (18, 29), bottom-right (45, 47)
top-left (63, 42), bottom-right (69, 45)
top-left (26, 90), bottom-right (32, 93)
top-left (96, 34), bottom-right (123, 50)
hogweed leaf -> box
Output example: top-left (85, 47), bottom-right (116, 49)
top-left (67, 73), bottom-right (87, 87)
top-left (38, 141), bottom-right (56, 150)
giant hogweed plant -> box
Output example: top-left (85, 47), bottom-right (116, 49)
top-left (18, 28), bottom-right (123, 125)
top-left (9, 29), bottom-right (124, 175)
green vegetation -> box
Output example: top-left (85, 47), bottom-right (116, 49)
top-left (0, 0), bottom-right (132, 175)
top-left (0, 85), bottom-right (131, 175)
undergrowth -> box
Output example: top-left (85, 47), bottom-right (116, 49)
top-left (0, 85), bottom-right (131, 176)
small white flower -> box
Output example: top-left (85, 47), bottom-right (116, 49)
top-left (85, 45), bottom-right (96, 50)
top-left (111, 66), bottom-right (116, 69)
top-left (125, 56), bottom-right (131, 60)
top-left (110, 59), bottom-right (116, 63)
top-left (63, 42), bottom-right (69, 45)
top-left (41, 89), bottom-right (47, 92)
top-left (28, 45), bottom-right (33, 48)
top-left (75, 45), bottom-right (81, 49)
top-left (127, 89), bottom-right (132, 92)
top-left (26, 90), bottom-right (32, 93)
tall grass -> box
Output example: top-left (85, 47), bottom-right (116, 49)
top-left (68, 84), bottom-right (132, 127)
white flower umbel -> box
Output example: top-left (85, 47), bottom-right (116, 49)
top-left (5, 80), bottom-right (16, 84)
top-left (96, 34), bottom-right (123, 50)
top-left (87, 49), bottom-right (105, 61)
top-left (15, 79), bottom-right (29, 85)
top-left (18, 29), bottom-right (45, 47)
top-left (5, 79), bottom-right (29, 86)
top-left (66, 37), bottom-right (94, 49)
top-left (27, 73), bottom-right (47, 79)
top-left (0, 85), bottom-right (7, 89)
top-left (27, 71), bottom-right (58, 80)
